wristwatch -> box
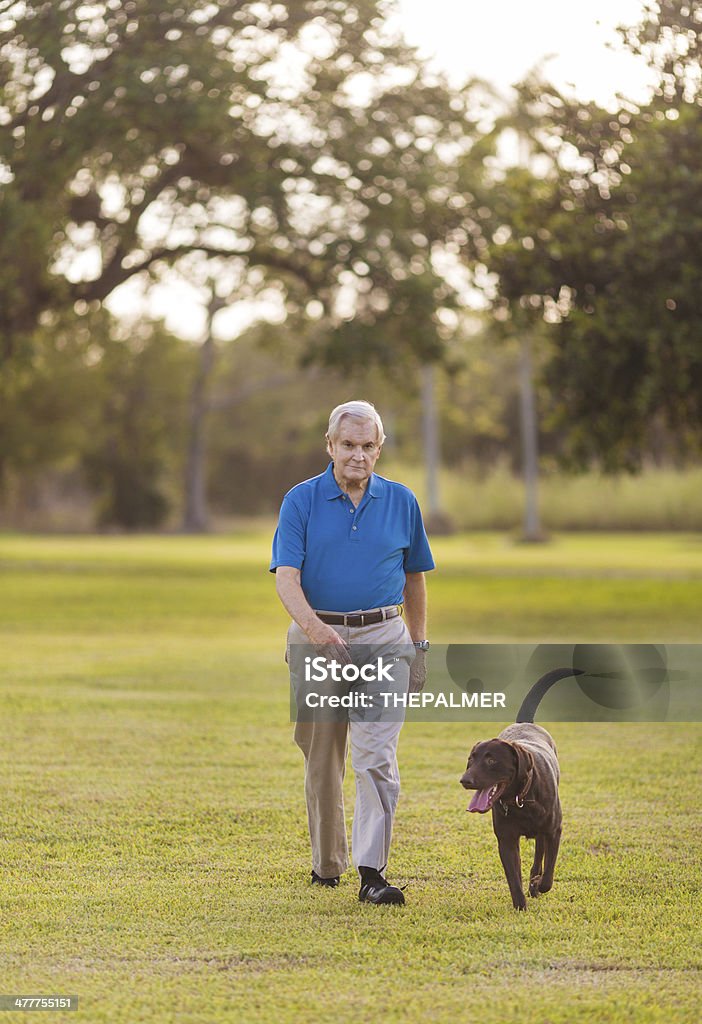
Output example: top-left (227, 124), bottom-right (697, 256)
top-left (413, 641), bottom-right (430, 652)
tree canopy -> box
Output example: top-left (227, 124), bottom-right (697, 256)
top-left (460, 1), bottom-right (702, 469)
top-left (0, 0), bottom-right (477, 369)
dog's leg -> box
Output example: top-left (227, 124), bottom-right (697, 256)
top-left (497, 835), bottom-right (527, 910)
top-left (538, 826), bottom-right (561, 894)
top-left (529, 834), bottom-right (545, 897)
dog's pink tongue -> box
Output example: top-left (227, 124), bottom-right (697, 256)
top-left (468, 788), bottom-right (492, 813)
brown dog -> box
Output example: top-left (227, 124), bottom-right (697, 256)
top-left (460, 668), bottom-right (582, 911)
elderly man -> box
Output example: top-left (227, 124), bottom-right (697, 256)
top-left (270, 400), bottom-right (434, 906)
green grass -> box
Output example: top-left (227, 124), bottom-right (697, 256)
top-left (0, 532), bottom-right (700, 1023)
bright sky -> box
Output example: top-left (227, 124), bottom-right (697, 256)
top-left (395, 0), bottom-right (655, 106)
top-left (107, 0), bottom-right (657, 339)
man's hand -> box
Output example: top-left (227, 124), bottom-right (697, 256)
top-left (275, 567), bottom-right (351, 663)
top-left (304, 620), bottom-right (352, 664)
top-left (408, 649), bottom-right (427, 693)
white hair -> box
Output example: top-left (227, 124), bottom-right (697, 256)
top-left (326, 400), bottom-right (386, 446)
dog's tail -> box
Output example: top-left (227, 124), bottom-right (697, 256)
top-left (516, 667), bottom-right (585, 723)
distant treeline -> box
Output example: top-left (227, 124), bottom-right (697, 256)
top-left (0, 318), bottom-right (698, 531)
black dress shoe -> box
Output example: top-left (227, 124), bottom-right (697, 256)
top-left (311, 870), bottom-right (340, 888)
top-left (358, 870), bottom-right (405, 906)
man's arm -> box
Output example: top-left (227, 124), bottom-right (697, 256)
top-left (275, 566), bottom-right (350, 656)
top-left (403, 572), bottom-right (428, 693)
top-left (403, 572), bottom-right (427, 641)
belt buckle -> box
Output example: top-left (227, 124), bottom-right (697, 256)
top-left (359, 612), bottom-right (366, 627)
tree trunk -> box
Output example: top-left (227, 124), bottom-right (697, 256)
top-left (422, 364), bottom-right (440, 517)
top-left (518, 332), bottom-right (543, 541)
top-left (421, 364), bottom-right (452, 533)
top-left (182, 294), bottom-right (221, 532)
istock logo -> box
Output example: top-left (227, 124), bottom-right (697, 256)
top-left (304, 656), bottom-right (398, 683)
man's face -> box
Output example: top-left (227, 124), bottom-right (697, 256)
top-left (327, 416), bottom-right (382, 489)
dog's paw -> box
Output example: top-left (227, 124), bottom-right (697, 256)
top-left (513, 896), bottom-right (527, 911)
top-left (529, 876), bottom-right (542, 898)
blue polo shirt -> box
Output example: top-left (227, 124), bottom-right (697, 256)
top-left (270, 462), bottom-right (435, 612)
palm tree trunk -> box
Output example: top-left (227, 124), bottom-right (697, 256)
top-left (421, 363), bottom-right (441, 520)
top-left (182, 291), bottom-right (222, 532)
top-left (421, 363), bottom-right (452, 533)
top-left (518, 332), bottom-right (542, 541)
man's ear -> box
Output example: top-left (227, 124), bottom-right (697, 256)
top-left (325, 433), bottom-right (333, 458)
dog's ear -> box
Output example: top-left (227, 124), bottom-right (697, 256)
top-left (505, 742), bottom-right (534, 792)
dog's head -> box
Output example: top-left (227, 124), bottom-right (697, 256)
top-left (460, 739), bottom-right (533, 813)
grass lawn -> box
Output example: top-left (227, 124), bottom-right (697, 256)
top-left (0, 532), bottom-right (700, 1023)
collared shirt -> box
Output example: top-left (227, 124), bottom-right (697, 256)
top-left (270, 462), bottom-right (435, 612)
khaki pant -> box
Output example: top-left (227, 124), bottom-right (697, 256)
top-left (288, 615), bottom-right (414, 877)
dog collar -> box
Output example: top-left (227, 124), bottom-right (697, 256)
top-left (499, 762), bottom-right (535, 815)
top-left (516, 764), bottom-right (534, 807)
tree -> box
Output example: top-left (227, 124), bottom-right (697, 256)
top-left (1, 0), bottom-right (485, 527)
top-left (620, 0), bottom-right (702, 107)
top-left (0, 0), bottom-right (338, 353)
top-left (0, 307), bottom-right (191, 528)
top-left (548, 0), bottom-right (702, 466)
top-left (0, 310), bottom-right (103, 484)
top-left (82, 320), bottom-right (191, 529)
top-left (459, 27), bottom-right (702, 472)
top-left (0, 1), bottom-right (476, 359)
top-left (541, 103), bottom-right (702, 468)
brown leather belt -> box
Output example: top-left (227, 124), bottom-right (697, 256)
top-left (315, 605), bottom-right (402, 627)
